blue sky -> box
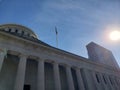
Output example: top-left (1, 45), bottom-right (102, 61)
top-left (0, 0), bottom-right (120, 65)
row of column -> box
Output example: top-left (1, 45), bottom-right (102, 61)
top-left (0, 51), bottom-right (85, 90)
top-left (1, 50), bottom-right (120, 90)
top-left (84, 69), bottom-right (120, 90)
top-left (36, 59), bottom-right (85, 90)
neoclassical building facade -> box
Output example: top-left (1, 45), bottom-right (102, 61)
top-left (0, 24), bottom-right (120, 90)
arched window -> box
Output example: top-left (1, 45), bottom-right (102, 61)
top-left (103, 75), bottom-right (107, 84)
top-left (95, 74), bottom-right (100, 83)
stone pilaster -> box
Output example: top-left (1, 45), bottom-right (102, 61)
top-left (66, 65), bottom-right (75, 90)
top-left (0, 48), bottom-right (7, 72)
top-left (14, 54), bottom-right (27, 90)
top-left (81, 68), bottom-right (96, 90)
top-left (75, 68), bottom-right (85, 90)
top-left (37, 59), bottom-right (45, 90)
top-left (53, 62), bottom-right (61, 90)
top-left (106, 75), bottom-right (114, 90)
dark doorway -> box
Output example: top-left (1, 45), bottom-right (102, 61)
top-left (24, 85), bottom-right (31, 90)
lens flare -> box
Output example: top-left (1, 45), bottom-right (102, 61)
top-left (109, 31), bottom-right (120, 41)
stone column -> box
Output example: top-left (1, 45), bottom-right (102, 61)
top-left (111, 76), bottom-right (119, 90)
top-left (0, 48), bottom-right (7, 72)
top-left (81, 68), bottom-right (96, 90)
top-left (0, 49), bottom-right (5, 72)
top-left (91, 71), bottom-right (103, 90)
top-left (37, 59), bottom-right (45, 90)
top-left (99, 73), bottom-right (107, 90)
top-left (66, 65), bottom-right (75, 90)
top-left (75, 68), bottom-right (85, 90)
top-left (115, 77), bottom-right (120, 89)
top-left (106, 75), bottom-right (114, 90)
top-left (53, 62), bottom-right (61, 90)
top-left (14, 54), bottom-right (27, 90)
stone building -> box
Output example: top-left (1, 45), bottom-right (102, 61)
top-left (0, 24), bottom-right (120, 90)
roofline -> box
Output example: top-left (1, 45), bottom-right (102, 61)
top-left (0, 31), bottom-right (119, 72)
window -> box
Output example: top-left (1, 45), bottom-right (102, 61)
top-left (21, 31), bottom-right (24, 35)
top-left (109, 76), bottom-right (113, 85)
top-left (95, 74), bottom-right (100, 83)
top-left (8, 28), bottom-right (11, 32)
top-left (103, 75), bottom-right (107, 84)
top-left (15, 29), bottom-right (18, 33)
top-left (115, 77), bottom-right (120, 85)
top-left (24, 85), bottom-right (31, 90)
top-left (114, 77), bottom-right (118, 85)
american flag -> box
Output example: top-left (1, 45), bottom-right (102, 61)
top-left (55, 26), bottom-right (58, 35)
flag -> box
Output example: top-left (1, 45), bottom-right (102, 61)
top-left (55, 26), bottom-right (58, 47)
top-left (55, 27), bottom-right (58, 35)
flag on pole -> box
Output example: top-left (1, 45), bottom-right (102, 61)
top-left (55, 26), bottom-right (58, 35)
top-left (55, 26), bottom-right (58, 47)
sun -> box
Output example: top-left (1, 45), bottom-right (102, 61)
top-left (109, 30), bottom-right (120, 41)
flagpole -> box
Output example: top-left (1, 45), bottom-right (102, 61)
top-left (56, 33), bottom-right (58, 48)
top-left (55, 27), bottom-right (58, 48)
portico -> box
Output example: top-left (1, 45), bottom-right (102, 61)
top-left (0, 24), bottom-right (120, 90)
top-left (0, 49), bottom-right (86, 90)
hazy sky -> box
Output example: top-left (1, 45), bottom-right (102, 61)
top-left (0, 0), bottom-right (120, 65)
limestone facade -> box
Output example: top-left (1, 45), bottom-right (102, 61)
top-left (0, 24), bottom-right (120, 90)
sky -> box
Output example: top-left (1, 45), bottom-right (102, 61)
top-left (0, 0), bottom-right (120, 65)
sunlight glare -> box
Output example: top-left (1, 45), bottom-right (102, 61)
top-left (109, 30), bottom-right (120, 41)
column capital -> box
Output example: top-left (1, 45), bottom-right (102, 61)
top-left (0, 48), bottom-right (7, 55)
top-left (38, 58), bottom-right (45, 62)
top-left (53, 61), bottom-right (59, 66)
top-left (74, 67), bottom-right (80, 70)
top-left (19, 54), bottom-right (28, 58)
top-left (52, 61), bottom-right (59, 65)
top-left (65, 64), bottom-right (72, 68)
top-left (75, 67), bottom-right (81, 72)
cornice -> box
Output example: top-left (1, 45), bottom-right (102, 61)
top-left (0, 31), bottom-right (119, 72)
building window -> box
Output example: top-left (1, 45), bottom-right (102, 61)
top-left (95, 74), bottom-right (100, 83)
top-left (109, 76), bottom-right (113, 85)
top-left (103, 75), bottom-right (107, 84)
top-left (27, 33), bottom-right (30, 37)
top-left (114, 77), bottom-right (118, 85)
top-left (15, 29), bottom-right (18, 33)
top-left (21, 31), bottom-right (24, 35)
top-left (8, 28), bottom-right (11, 32)
top-left (115, 77), bottom-right (120, 85)
top-left (24, 84), bottom-right (31, 90)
